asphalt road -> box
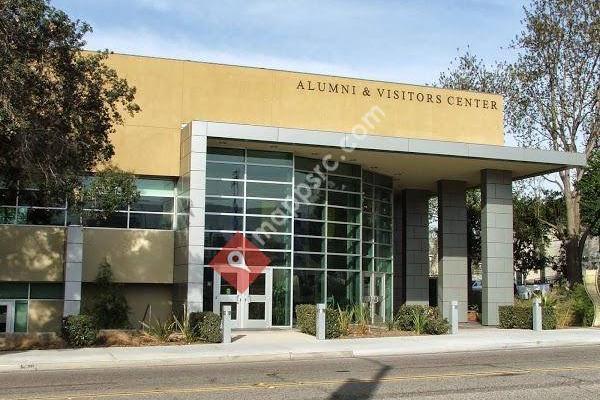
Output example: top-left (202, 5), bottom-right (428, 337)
top-left (1, 345), bottom-right (599, 400)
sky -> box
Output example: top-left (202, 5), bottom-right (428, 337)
top-left (52, 0), bottom-right (525, 85)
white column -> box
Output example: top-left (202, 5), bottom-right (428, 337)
top-left (64, 226), bottom-right (83, 316)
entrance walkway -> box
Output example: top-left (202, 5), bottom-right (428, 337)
top-left (1, 327), bottom-right (599, 372)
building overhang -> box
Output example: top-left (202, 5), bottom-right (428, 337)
top-left (191, 121), bottom-right (586, 191)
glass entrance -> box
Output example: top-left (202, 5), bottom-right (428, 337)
top-left (0, 301), bottom-right (15, 333)
top-left (363, 273), bottom-right (386, 324)
top-left (213, 269), bottom-right (272, 329)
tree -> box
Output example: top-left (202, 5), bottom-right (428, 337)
top-left (0, 0), bottom-right (140, 203)
top-left (86, 261), bottom-right (130, 329)
top-left (576, 148), bottom-right (600, 262)
top-left (437, 0), bottom-right (599, 284)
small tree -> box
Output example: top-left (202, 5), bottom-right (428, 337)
top-left (87, 261), bottom-right (130, 329)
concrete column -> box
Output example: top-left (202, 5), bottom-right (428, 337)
top-left (402, 189), bottom-right (430, 305)
top-left (437, 180), bottom-right (468, 322)
top-left (174, 121), bottom-right (207, 314)
top-left (64, 226), bottom-right (83, 316)
top-left (481, 169), bottom-right (514, 326)
top-left (392, 192), bottom-right (404, 311)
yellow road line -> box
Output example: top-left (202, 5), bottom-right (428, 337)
top-left (6, 364), bottom-right (600, 400)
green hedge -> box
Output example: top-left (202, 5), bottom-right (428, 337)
top-left (395, 305), bottom-right (441, 332)
top-left (190, 312), bottom-right (222, 343)
top-left (295, 304), bottom-right (341, 339)
top-left (498, 305), bottom-right (557, 330)
top-left (424, 316), bottom-right (450, 335)
top-left (62, 315), bottom-right (98, 347)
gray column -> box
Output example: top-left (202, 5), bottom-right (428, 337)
top-left (173, 121), bottom-right (207, 314)
top-left (437, 180), bottom-right (468, 322)
top-left (402, 189), bottom-right (430, 305)
top-left (64, 226), bottom-right (83, 316)
top-left (481, 169), bottom-right (514, 326)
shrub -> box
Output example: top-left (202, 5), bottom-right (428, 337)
top-left (572, 284), bottom-right (594, 326)
top-left (295, 304), bottom-right (342, 339)
top-left (62, 315), bottom-right (98, 347)
top-left (87, 262), bottom-right (130, 329)
top-left (141, 318), bottom-right (174, 342)
top-left (337, 305), bottom-right (353, 336)
top-left (296, 304), bottom-right (317, 335)
top-left (190, 312), bottom-right (222, 343)
top-left (412, 309), bottom-right (428, 335)
top-left (424, 317), bottom-right (450, 335)
top-left (498, 305), bottom-right (556, 330)
top-left (172, 305), bottom-right (196, 343)
top-left (352, 303), bottom-right (370, 334)
top-left (395, 305), bottom-right (438, 331)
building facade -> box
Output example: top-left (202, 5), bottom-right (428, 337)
top-left (0, 53), bottom-right (585, 333)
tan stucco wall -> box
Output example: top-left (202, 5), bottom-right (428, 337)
top-left (27, 300), bottom-right (63, 333)
top-left (82, 228), bottom-right (174, 283)
top-left (123, 284), bottom-right (173, 326)
top-left (0, 225), bottom-right (65, 282)
top-left (81, 283), bottom-right (173, 327)
top-left (102, 53), bottom-right (504, 176)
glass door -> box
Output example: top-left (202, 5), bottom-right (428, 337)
top-left (213, 269), bottom-right (272, 329)
top-left (0, 301), bottom-right (15, 334)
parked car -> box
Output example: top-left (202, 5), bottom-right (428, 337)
top-left (471, 280), bottom-right (482, 292)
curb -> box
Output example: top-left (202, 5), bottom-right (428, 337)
top-left (1, 341), bottom-right (599, 373)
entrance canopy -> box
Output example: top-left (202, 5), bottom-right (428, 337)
top-left (202, 121), bottom-right (586, 191)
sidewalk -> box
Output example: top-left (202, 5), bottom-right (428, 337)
top-left (1, 327), bottom-right (599, 372)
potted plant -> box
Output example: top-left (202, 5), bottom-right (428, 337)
top-left (467, 305), bottom-right (480, 322)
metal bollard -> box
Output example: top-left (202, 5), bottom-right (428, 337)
top-left (533, 298), bottom-right (542, 332)
top-left (222, 305), bottom-right (232, 343)
top-left (316, 303), bottom-right (326, 340)
top-left (450, 301), bottom-right (459, 334)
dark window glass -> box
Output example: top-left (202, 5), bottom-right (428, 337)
top-left (246, 199), bottom-right (291, 215)
top-left (0, 189), bottom-right (17, 206)
top-left (363, 243), bottom-right (374, 257)
top-left (374, 187), bottom-right (392, 203)
top-left (206, 180), bottom-right (244, 197)
top-left (247, 182), bottom-right (291, 199)
top-left (29, 283), bottom-right (63, 299)
top-left (18, 190), bottom-right (64, 207)
top-left (248, 302), bottom-right (265, 319)
top-left (129, 213), bottom-right (173, 229)
top-left (20, 208), bottom-right (65, 226)
top-left (294, 253), bottom-right (325, 269)
top-left (206, 197), bottom-right (243, 213)
top-left (246, 216), bottom-right (291, 233)
top-left (362, 257), bottom-right (373, 271)
top-left (374, 200), bottom-right (391, 216)
top-left (247, 165), bottom-right (292, 182)
top-left (205, 231), bottom-right (234, 248)
top-left (84, 212), bottom-right (127, 228)
top-left (207, 147), bottom-right (244, 163)
top-left (327, 255), bottom-right (360, 270)
top-left (375, 215), bottom-right (391, 230)
top-left (0, 283), bottom-right (29, 299)
top-left (206, 162), bottom-right (245, 180)
top-left (375, 230), bottom-right (392, 244)
top-left (130, 196), bottom-right (174, 212)
top-left (328, 191), bottom-right (360, 208)
top-left (376, 259), bottom-right (392, 273)
top-left (327, 239), bottom-right (359, 255)
top-left (375, 244), bottom-right (392, 258)
top-left (14, 300), bottom-right (28, 332)
top-left (243, 250), bottom-right (290, 267)
top-left (327, 223), bottom-right (360, 239)
top-left (295, 204), bottom-right (324, 220)
top-left (334, 162), bottom-right (361, 177)
top-left (327, 176), bottom-right (360, 192)
top-left (247, 234), bottom-right (291, 250)
top-left (294, 157), bottom-right (320, 171)
top-left (294, 171), bottom-right (325, 189)
top-left (294, 237), bottom-right (325, 252)
top-left (272, 269), bottom-right (291, 326)
top-left (293, 270), bottom-right (324, 312)
top-left (362, 227), bottom-right (373, 242)
top-left (362, 183), bottom-right (373, 197)
top-left (205, 214), bottom-right (243, 230)
top-left (373, 173), bottom-right (393, 188)
top-left (294, 220), bottom-right (324, 236)
top-left (247, 150), bottom-right (292, 166)
top-left (363, 213), bottom-right (373, 228)
top-left (363, 198), bottom-right (373, 213)
top-left (328, 207), bottom-right (360, 223)
top-left (176, 197), bottom-right (189, 213)
top-left (0, 207), bottom-right (15, 224)
top-left (294, 189), bottom-right (325, 204)
top-left (327, 271), bottom-right (359, 308)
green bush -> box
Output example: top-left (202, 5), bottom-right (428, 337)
top-left (62, 315), bottom-right (98, 347)
top-left (498, 305), bottom-right (557, 330)
top-left (190, 312), bottom-right (222, 343)
top-left (424, 316), bottom-right (450, 335)
top-left (572, 284), bottom-right (595, 326)
top-left (395, 305), bottom-right (439, 331)
top-left (295, 304), bottom-right (341, 339)
top-left (87, 262), bottom-right (130, 329)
